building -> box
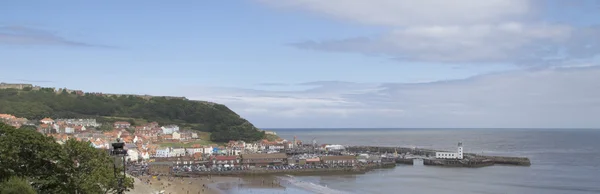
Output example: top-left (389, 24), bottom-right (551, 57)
top-left (114, 121), bottom-right (131, 128)
top-left (264, 131), bottom-right (277, 135)
top-left (210, 155), bottom-right (239, 167)
top-left (56, 119), bottom-right (100, 127)
top-left (172, 131), bottom-right (181, 140)
top-left (435, 142), bottom-right (464, 160)
top-left (241, 153), bottom-right (287, 167)
top-left (0, 82), bottom-right (33, 89)
top-left (161, 125), bottom-right (180, 135)
top-left (40, 118), bottom-right (55, 125)
top-left (320, 156), bottom-right (357, 166)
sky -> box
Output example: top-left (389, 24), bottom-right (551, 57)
top-left (1, 0), bottom-right (600, 128)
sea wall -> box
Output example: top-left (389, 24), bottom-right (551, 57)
top-left (479, 156), bottom-right (531, 166)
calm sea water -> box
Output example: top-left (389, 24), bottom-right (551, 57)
top-left (229, 128), bottom-right (600, 194)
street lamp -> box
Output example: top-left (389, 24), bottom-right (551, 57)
top-left (111, 138), bottom-right (128, 194)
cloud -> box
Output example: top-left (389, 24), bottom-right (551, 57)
top-left (180, 66), bottom-right (600, 128)
top-left (260, 0), bottom-right (600, 65)
top-left (0, 25), bottom-right (112, 48)
top-left (259, 0), bottom-right (532, 26)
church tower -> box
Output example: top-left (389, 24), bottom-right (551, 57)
top-left (457, 142), bottom-right (463, 159)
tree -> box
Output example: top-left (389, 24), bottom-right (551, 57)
top-left (0, 123), bottom-right (133, 193)
top-left (0, 123), bottom-right (68, 192)
top-left (0, 177), bottom-right (37, 194)
top-left (62, 139), bottom-right (133, 194)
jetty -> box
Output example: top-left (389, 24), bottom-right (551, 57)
top-left (347, 145), bottom-right (531, 168)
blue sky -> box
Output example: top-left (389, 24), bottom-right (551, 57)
top-left (1, 0), bottom-right (600, 128)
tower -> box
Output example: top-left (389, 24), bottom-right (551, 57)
top-left (457, 142), bottom-right (463, 159)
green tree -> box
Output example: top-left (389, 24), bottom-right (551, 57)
top-left (0, 123), bottom-right (68, 192)
top-left (0, 123), bottom-right (134, 193)
top-left (0, 176), bottom-right (37, 194)
top-left (63, 139), bottom-right (133, 194)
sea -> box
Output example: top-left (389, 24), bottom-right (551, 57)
top-left (228, 128), bottom-right (600, 194)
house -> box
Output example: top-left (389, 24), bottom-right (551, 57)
top-left (155, 148), bottom-right (170, 158)
top-left (244, 142), bottom-right (259, 152)
top-left (64, 126), bottom-right (74, 134)
top-left (191, 133), bottom-right (199, 139)
top-left (126, 149), bottom-right (139, 162)
top-left (161, 125), bottom-right (179, 135)
top-left (172, 131), bottom-right (181, 140)
top-left (320, 155), bottom-right (357, 166)
top-left (140, 151), bottom-right (150, 160)
top-left (241, 153), bottom-right (287, 167)
top-left (169, 148), bottom-right (186, 157)
top-left (264, 131), bottom-right (277, 135)
top-left (114, 121), bottom-right (131, 128)
top-left (40, 118), bottom-right (55, 124)
top-left (0, 114), bottom-right (16, 121)
top-left (74, 125), bottom-right (86, 132)
top-left (56, 119), bottom-right (100, 127)
top-left (202, 146), bottom-right (214, 155)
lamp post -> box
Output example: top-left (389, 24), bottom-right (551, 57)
top-left (110, 138), bottom-right (128, 194)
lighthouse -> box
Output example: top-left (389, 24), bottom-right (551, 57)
top-left (457, 142), bottom-right (463, 159)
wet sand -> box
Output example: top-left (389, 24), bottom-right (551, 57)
top-left (128, 175), bottom-right (241, 194)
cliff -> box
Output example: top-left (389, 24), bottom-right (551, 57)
top-left (0, 86), bottom-right (264, 142)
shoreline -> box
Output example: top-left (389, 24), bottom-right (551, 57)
top-left (127, 175), bottom-right (241, 194)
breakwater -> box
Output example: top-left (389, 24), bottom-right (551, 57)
top-left (479, 155), bottom-right (531, 166)
top-left (347, 146), bottom-right (531, 167)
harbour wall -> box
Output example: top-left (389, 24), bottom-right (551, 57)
top-left (348, 146), bottom-right (531, 167)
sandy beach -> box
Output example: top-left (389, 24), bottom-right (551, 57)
top-left (127, 175), bottom-right (241, 194)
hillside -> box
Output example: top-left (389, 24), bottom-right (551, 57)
top-left (0, 87), bottom-right (264, 142)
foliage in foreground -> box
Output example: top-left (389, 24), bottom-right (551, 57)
top-left (0, 88), bottom-right (264, 142)
top-left (0, 177), bottom-right (37, 194)
top-left (0, 123), bottom-right (133, 193)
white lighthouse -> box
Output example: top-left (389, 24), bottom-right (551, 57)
top-left (435, 142), bottom-right (464, 160)
top-left (457, 142), bottom-right (463, 159)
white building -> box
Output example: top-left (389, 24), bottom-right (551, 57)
top-left (64, 127), bottom-right (74, 134)
top-left (126, 149), bottom-right (139, 162)
top-left (169, 148), bottom-right (186, 157)
top-left (435, 142), bottom-right (464, 160)
top-left (161, 125), bottom-right (180, 135)
top-left (325, 144), bottom-right (345, 151)
top-left (172, 131), bottom-right (181, 140)
top-left (202, 146), bottom-right (213, 155)
top-left (155, 148), bottom-right (170, 158)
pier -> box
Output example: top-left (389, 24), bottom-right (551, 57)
top-left (347, 146), bottom-right (531, 167)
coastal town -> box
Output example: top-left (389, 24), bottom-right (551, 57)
top-left (1, 113), bottom-right (530, 175)
top-left (1, 112), bottom-right (532, 194)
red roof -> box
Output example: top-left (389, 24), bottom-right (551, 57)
top-left (41, 118), bottom-right (54, 122)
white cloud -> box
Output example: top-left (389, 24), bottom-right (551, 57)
top-left (259, 0), bottom-right (600, 65)
top-left (181, 66), bottom-right (600, 128)
top-left (259, 0), bottom-right (531, 26)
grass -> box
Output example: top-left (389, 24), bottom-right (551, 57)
top-left (157, 132), bottom-right (219, 148)
top-left (158, 139), bottom-right (215, 148)
top-left (265, 134), bottom-right (280, 141)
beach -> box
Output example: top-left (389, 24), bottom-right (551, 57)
top-left (127, 175), bottom-right (242, 194)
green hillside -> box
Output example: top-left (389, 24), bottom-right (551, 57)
top-left (0, 87), bottom-right (264, 142)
